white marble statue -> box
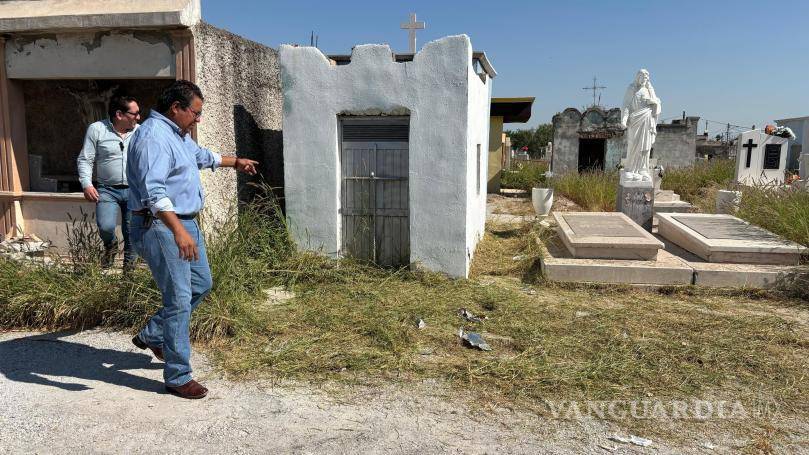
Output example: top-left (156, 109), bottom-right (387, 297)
top-left (620, 69), bottom-right (661, 182)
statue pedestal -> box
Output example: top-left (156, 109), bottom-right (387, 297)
top-left (616, 171), bottom-right (655, 231)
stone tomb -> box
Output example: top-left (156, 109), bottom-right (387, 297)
top-left (657, 213), bottom-right (806, 265)
top-left (554, 212), bottom-right (664, 260)
top-left (735, 130), bottom-right (789, 185)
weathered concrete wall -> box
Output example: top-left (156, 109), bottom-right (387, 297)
top-left (775, 117), bottom-right (809, 173)
top-left (605, 135), bottom-right (626, 170)
top-left (551, 109), bottom-right (581, 174)
top-left (6, 31), bottom-right (175, 79)
top-left (280, 35), bottom-right (486, 278)
top-left (552, 108), bottom-right (698, 173)
top-left (192, 21), bottom-right (283, 230)
top-left (466, 57), bottom-right (491, 257)
top-left (551, 107), bottom-right (623, 174)
top-left (652, 116), bottom-right (699, 169)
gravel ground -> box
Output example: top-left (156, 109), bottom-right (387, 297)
top-left (0, 329), bottom-right (802, 454)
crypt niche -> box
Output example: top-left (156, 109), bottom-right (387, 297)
top-left (20, 79), bottom-right (170, 192)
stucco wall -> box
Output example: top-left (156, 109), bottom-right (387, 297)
top-left (466, 57), bottom-right (491, 261)
top-left (775, 117), bottom-right (808, 173)
top-left (192, 21), bottom-right (283, 230)
top-left (280, 35), bottom-right (484, 278)
top-left (652, 117), bottom-right (699, 169)
top-left (6, 31), bottom-right (174, 79)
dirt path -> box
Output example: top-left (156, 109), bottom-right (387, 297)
top-left (0, 329), bottom-right (800, 454)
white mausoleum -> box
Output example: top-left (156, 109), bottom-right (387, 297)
top-left (280, 35), bottom-right (496, 278)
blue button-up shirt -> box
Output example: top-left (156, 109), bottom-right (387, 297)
top-left (127, 111), bottom-right (222, 216)
top-left (76, 119), bottom-right (138, 188)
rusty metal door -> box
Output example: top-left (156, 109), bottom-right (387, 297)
top-left (340, 117), bottom-right (409, 267)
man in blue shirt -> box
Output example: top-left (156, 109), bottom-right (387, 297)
top-left (127, 80), bottom-right (258, 399)
top-left (76, 95), bottom-right (141, 269)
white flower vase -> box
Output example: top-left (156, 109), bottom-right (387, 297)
top-left (532, 187), bottom-right (554, 216)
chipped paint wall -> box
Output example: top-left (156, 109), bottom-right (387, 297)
top-left (192, 22), bottom-right (283, 231)
top-left (280, 35), bottom-right (489, 278)
top-left (6, 31), bottom-right (174, 79)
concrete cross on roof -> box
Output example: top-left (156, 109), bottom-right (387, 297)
top-left (400, 13), bottom-right (425, 53)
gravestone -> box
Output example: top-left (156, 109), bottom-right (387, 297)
top-left (554, 212), bottom-right (664, 260)
top-left (657, 213), bottom-right (806, 265)
top-left (616, 171), bottom-right (655, 230)
top-left (734, 131), bottom-right (788, 185)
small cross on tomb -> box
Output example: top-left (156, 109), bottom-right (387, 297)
top-left (400, 13), bottom-right (425, 53)
top-left (742, 138), bottom-right (758, 168)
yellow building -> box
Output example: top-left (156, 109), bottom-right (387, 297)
top-left (488, 97), bottom-right (534, 193)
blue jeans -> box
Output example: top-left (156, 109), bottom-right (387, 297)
top-left (96, 185), bottom-right (134, 265)
top-left (130, 215), bottom-right (213, 387)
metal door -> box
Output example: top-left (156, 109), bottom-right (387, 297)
top-left (340, 117), bottom-right (410, 267)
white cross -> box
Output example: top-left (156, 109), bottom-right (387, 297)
top-left (400, 13), bottom-right (425, 53)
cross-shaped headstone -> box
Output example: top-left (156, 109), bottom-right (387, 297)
top-left (400, 13), bottom-right (425, 53)
top-left (742, 138), bottom-right (758, 168)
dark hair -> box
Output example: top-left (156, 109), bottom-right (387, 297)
top-left (108, 95), bottom-right (137, 120)
top-left (156, 80), bottom-right (204, 114)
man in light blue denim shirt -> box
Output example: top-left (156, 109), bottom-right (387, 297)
top-left (76, 95), bottom-right (141, 269)
top-left (127, 80), bottom-right (258, 399)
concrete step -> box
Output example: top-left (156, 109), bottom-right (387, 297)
top-left (654, 189), bottom-right (680, 202)
top-left (654, 200), bottom-right (693, 213)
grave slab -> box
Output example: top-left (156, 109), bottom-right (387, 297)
top-left (657, 213), bottom-right (806, 265)
top-left (539, 235), bottom-right (693, 286)
top-left (554, 212), bottom-right (664, 260)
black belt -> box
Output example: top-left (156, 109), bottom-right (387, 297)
top-left (132, 210), bottom-right (197, 220)
top-left (111, 184), bottom-right (129, 189)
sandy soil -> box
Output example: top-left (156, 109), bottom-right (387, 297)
top-left (4, 329), bottom-right (800, 454)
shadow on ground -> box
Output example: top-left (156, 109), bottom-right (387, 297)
top-left (0, 330), bottom-right (164, 393)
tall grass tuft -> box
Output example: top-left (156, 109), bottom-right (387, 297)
top-left (549, 171), bottom-right (618, 211)
top-left (0, 184), bottom-right (293, 339)
top-left (499, 161), bottom-right (548, 191)
top-left (737, 185), bottom-right (809, 248)
top-left (660, 159), bottom-right (735, 203)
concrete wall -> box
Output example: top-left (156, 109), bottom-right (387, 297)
top-left (551, 107), bottom-right (623, 174)
top-left (192, 22), bottom-right (283, 230)
top-left (487, 116), bottom-right (503, 192)
top-left (552, 108), bottom-right (698, 173)
top-left (652, 116), bottom-right (699, 169)
top-left (551, 109), bottom-right (583, 174)
top-left (20, 196), bottom-right (121, 250)
top-left (280, 35), bottom-right (486, 278)
top-left (775, 117), bottom-right (808, 173)
top-left (466, 57), bottom-right (491, 259)
top-left (605, 135), bottom-right (626, 171)
top-left (6, 31), bottom-right (175, 79)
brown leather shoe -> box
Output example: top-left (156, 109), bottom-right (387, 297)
top-left (131, 335), bottom-right (164, 361)
top-left (165, 380), bottom-right (208, 399)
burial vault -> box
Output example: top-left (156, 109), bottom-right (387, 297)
top-left (551, 107), bottom-right (700, 174)
top-left (0, 0), bottom-right (282, 247)
top-left (280, 35), bottom-right (496, 278)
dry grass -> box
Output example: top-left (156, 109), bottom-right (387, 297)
top-left (2, 183), bottom-right (809, 445)
top-left (549, 171), bottom-right (618, 211)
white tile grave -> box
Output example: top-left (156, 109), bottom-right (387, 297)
top-left (657, 213), bottom-right (806, 265)
top-left (554, 212), bottom-right (664, 261)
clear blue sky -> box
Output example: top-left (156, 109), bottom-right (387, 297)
top-left (202, 0), bottom-right (809, 136)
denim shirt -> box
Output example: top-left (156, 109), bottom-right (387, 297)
top-left (127, 111), bottom-right (222, 216)
top-left (76, 119), bottom-right (138, 189)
